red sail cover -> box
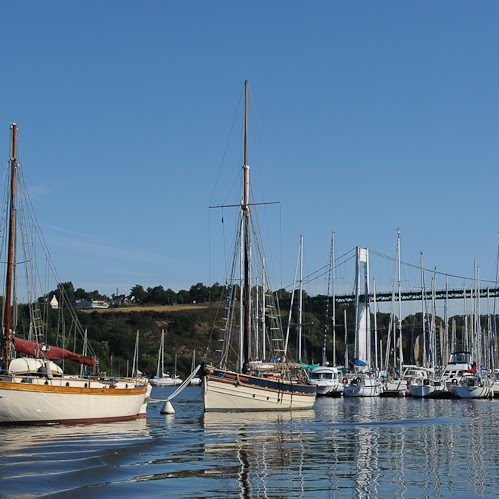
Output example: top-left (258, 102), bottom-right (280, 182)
top-left (12, 337), bottom-right (96, 366)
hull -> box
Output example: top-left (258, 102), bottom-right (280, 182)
top-left (203, 368), bottom-right (316, 412)
top-left (313, 383), bottom-right (343, 396)
top-left (453, 385), bottom-right (493, 399)
top-left (0, 376), bottom-right (151, 424)
top-left (310, 366), bottom-right (343, 396)
top-left (150, 377), bottom-right (176, 386)
top-left (382, 379), bottom-right (408, 397)
top-left (190, 377), bottom-right (202, 386)
top-left (343, 378), bottom-right (382, 397)
top-left (409, 384), bottom-right (435, 398)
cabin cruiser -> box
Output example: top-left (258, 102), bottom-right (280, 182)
top-left (309, 365), bottom-right (344, 396)
top-left (441, 351), bottom-right (473, 391)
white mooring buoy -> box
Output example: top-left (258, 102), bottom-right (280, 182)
top-left (160, 400), bottom-right (175, 414)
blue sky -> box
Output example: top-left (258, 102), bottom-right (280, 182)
top-left (1, 1), bottom-right (498, 313)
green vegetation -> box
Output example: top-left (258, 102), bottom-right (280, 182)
top-left (8, 281), bottom-right (487, 380)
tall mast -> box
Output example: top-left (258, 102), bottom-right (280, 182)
top-left (242, 80), bottom-right (250, 374)
top-left (397, 228), bottom-right (403, 374)
top-left (373, 278), bottom-right (378, 372)
top-left (3, 123), bottom-right (18, 369)
top-left (322, 232), bottom-right (334, 366)
top-left (298, 234), bottom-right (303, 361)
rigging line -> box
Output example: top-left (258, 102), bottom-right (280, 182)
top-left (369, 248), bottom-right (487, 284)
top-left (17, 167), bottom-right (94, 355)
top-left (282, 267), bottom-right (328, 292)
top-left (247, 182), bottom-right (281, 295)
top-left (302, 270), bottom-right (329, 288)
top-left (335, 249), bottom-right (354, 263)
top-left (281, 252), bottom-right (358, 292)
top-left (335, 252), bottom-right (357, 269)
top-left (209, 85), bottom-right (244, 207)
top-left (246, 81), bottom-right (283, 292)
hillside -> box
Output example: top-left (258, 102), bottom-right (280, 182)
top-left (80, 304), bottom-right (210, 314)
top-left (76, 303), bottom-right (219, 380)
top-left (68, 300), bottom-right (466, 381)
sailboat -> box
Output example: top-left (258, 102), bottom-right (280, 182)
top-left (150, 330), bottom-right (182, 386)
top-left (452, 264), bottom-right (493, 399)
top-left (202, 81), bottom-right (316, 412)
top-left (310, 232), bottom-right (344, 396)
top-left (408, 254), bottom-right (447, 398)
top-left (0, 123), bottom-right (151, 424)
top-left (190, 350), bottom-right (202, 386)
top-left (343, 247), bottom-right (383, 397)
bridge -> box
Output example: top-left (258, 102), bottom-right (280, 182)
top-left (335, 287), bottom-right (499, 304)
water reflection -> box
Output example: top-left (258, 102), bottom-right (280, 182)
top-left (0, 388), bottom-right (498, 497)
top-left (0, 418), bottom-right (150, 455)
top-left (203, 410), bottom-right (315, 498)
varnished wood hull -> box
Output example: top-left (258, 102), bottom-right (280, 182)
top-left (0, 376), bottom-right (151, 424)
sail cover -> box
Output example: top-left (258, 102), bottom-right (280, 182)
top-left (12, 337), bottom-right (96, 366)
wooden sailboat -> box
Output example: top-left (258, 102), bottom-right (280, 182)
top-left (202, 81), bottom-right (316, 411)
top-left (0, 123), bottom-right (151, 424)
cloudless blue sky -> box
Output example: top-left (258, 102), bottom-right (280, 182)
top-left (1, 1), bottom-right (498, 314)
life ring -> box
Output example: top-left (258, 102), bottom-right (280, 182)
top-left (452, 378), bottom-right (458, 385)
top-left (342, 377), bottom-right (349, 384)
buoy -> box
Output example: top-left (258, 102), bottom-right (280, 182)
top-left (160, 400), bottom-right (175, 414)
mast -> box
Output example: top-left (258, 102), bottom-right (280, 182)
top-left (322, 232), bottom-right (335, 366)
top-left (3, 123), bottom-right (18, 370)
top-left (132, 330), bottom-right (139, 377)
top-left (397, 228), bottom-right (403, 374)
top-left (160, 330), bottom-right (165, 376)
top-left (298, 234), bottom-right (303, 361)
top-left (331, 232), bottom-right (336, 367)
top-left (343, 308), bottom-right (348, 368)
top-left (242, 80), bottom-right (250, 374)
top-left (261, 258), bottom-right (267, 362)
top-left (373, 278), bottom-right (378, 373)
top-left (444, 275), bottom-right (449, 365)
top-left (420, 252), bottom-right (430, 366)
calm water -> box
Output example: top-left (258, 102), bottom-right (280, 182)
top-left (1, 386), bottom-right (498, 498)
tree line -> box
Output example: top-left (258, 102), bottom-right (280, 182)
top-left (54, 281), bottom-right (227, 306)
top-left (35, 281), bottom-right (492, 378)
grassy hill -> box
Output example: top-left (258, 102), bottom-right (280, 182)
top-left (77, 303), bottom-right (218, 379)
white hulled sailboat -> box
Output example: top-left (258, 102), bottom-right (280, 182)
top-left (0, 123), bottom-right (151, 424)
top-left (343, 248), bottom-right (382, 397)
top-left (202, 81), bottom-right (316, 411)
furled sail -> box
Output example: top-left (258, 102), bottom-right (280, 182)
top-left (12, 337), bottom-right (96, 366)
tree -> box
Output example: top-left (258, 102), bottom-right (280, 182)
top-left (74, 287), bottom-right (88, 300)
top-left (177, 289), bottom-right (190, 304)
top-left (147, 285), bottom-right (168, 304)
top-left (58, 281), bottom-right (76, 302)
top-left (130, 284), bottom-right (147, 303)
top-left (189, 283), bottom-right (208, 303)
top-left (208, 282), bottom-right (225, 302)
top-left (165, 288), bottom-right (177, 304)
